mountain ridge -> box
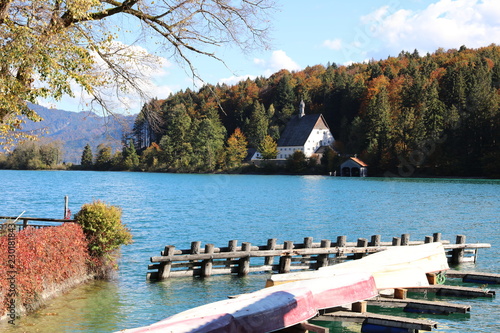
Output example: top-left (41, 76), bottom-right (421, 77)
top-left (23, 104), bottom-right (137, 164)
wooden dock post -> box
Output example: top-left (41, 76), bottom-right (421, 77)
top-left (191, 241), bottom-right (201, 254)
top-left (352, 301), bottom-right (367, 313)
top-left (401, 233), bottom-right (410, 246)
top-left (157, 245), bottom-right (175, 280)
top-left (304, 237), bottom-right (313, 249)
top-left (425, 235), bottom-right (433, 243)
top-left (238, 242), bottom-right (251, 276)
top-left (433, 232), bottom-right (442, 242)
top-left (226, 240), bottom-right (238, 268)
top-left (228, 240), bottom-right (238, 252)
top-left (427, 273), bottom-right (437, 285)
top-left (354, 238), bottom-right (368, 259)
top-left (392, 237), bottom-right (401, 246)
top-left (201, 244), bottom-right (214, 277)
top-left (336, 235), bottom-right (346, 247)
top-left (279, 241), bottom-right (294, 273)
top-left (316, 239), bottom-right (331, 269)
top-left (452, 235), bottom-right (466, 264)
top-left (369, 235), bottom-right (381, 247)
top-left (302, 237), bottom-right (313, 265)
top-left (264, 238), bottom-right (277, 266)
top-left (394, 288), bottom-right (408, 299)
top-left (336, 236), bottom-right (347, 260)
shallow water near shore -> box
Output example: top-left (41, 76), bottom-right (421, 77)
top-left (0, 170), bottom-right (499, 332)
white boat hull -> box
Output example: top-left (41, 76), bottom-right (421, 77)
top-left (268, 242), bottom-right (449, 290)
top-left (119, 273), bottom-right (377, 333)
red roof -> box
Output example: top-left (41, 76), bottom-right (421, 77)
top-left (350, 157), bottom-right (368, 167)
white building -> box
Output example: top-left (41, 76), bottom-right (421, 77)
top-left (252, 100), bottom-right (335, 160)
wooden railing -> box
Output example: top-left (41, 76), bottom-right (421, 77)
top-left (147, 233), bottom-right (491, 281)
top-left (0, 216), bottom-right (75, 231)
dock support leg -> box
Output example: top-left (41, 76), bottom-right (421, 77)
top-left (201, 244), bottom-right (214, 277)
top-left (452, 235), bottom-right (466, 264)
top-left (157, 245), bottom-right (175, 280)
top-left (279, 241), bottom-right (294, 273)
top-left (354, 238), bottom-right (368, 259)
top-left (264, 238), bottom-right (276, 266)
top-left (317, 239), bottom-right (331, 269)
top-left (238, 242), bottom-right (251, 276)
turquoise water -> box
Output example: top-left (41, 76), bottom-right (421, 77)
top-left (0, 170), bottom-right (499, 332)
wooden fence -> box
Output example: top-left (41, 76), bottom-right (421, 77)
top-left (147, 233), bottom-right (491, 281)
top-left (0, 216), bottom-right (75, 231)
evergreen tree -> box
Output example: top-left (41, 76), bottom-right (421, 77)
top-left (159, 103), bottom-right (193, 169)
top-left (192, 115), bottom-right (226, 171)
top-left (122, 140), bottom-right (140, 170)
top-left (81, 143), bottom-right (93, 169)
top-left (365, 86), bottom-right (393, 170)
top-left (274, 73), bottom-right (296, 125)
top-left (246, 101), bottom-right (269, 148)
top-left (423, 81), bottom-right (446, 140)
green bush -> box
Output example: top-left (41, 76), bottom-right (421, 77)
top-left (75, 200), bottom-right (132, 259)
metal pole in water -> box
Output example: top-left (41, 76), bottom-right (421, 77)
top-left (64, 196), bottom-right (69, 219)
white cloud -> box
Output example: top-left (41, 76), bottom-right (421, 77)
top-left (361, 0), bottom-right (500, 56)
top-left (322, 38), bottom-right (343, 50)
top-left (219, 75), bottom-right (257, 86)
top-left (254, 50), bottom-right (301, 76)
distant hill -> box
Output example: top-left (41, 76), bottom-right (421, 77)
top-left (22, 104), bottom-right (136, 164)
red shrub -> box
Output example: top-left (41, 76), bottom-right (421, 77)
top-left (0, 223), bottom-right (90, 317)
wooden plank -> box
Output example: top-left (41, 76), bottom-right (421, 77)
top-left (367, 296), bottom-right (471, 314)
top-left (446, 270), bottom-right (500, 284)
top-left (443, 243), bottom-right (491, 249)
top-left (410, 285), bottom-right (495, 298)
top-left (316, 311), bottom-right (438, 331)
top-left (0, 216), bottom-right (75, 223)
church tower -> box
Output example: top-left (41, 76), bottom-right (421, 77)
top-left (299, 99), bottom-right (305, 118)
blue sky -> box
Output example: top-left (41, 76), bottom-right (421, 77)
top-left (46, 0), bottom-right (500, 115)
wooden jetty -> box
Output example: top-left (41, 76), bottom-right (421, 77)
top-left (410, 285), bottom-right (495, 298)
top-left (367, 296), bottom-right (471, 314)
top-left (147, 233), bottom-right (491, 281)
top-left (315, 310), bottom-right (438, 332)
top-left (0, 216), bottom-right (75, 231)
top-left (446, 270), bottom-right (500, 284)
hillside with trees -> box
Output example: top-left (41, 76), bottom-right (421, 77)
top-left (131, 45), bottom-right (500, 178)
top-left (0, 106), bottom-right (134, 169)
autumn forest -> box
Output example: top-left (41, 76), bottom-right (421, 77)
top-left (2, 45), bottom-right (499, 178)
top-left (129, 45), bottom-right (499, 177)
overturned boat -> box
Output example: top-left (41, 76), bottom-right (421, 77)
top-left (267, 242), bottom-right (449, 290)
top-left (119, 272), bottom-right (377, 333)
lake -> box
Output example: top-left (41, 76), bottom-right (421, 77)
top-left (0, 170), bottom-right (499, 332)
